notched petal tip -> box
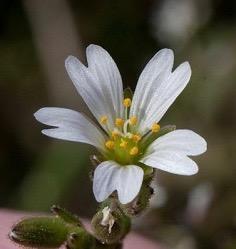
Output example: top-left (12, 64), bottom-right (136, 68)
top-left (159, 48), bottom-right (174, 57)
top-left (86, 43), bottom-right (103, 51)
top-left (41, 128), bottom-right (52, 136)
top-left (86, 44), bottom-right (113, 63)
top-left (181, 61), bottom-right (192, 76)
top-left (198, 136), bottom-right (207, 155)
top-left (33, 109), bottom-right (40, 120)
top-left (65, 55), bottom-right (78, 68)
top-left (185, 163), bottom-right (199, 176)
top-left (33, 108), bottom-right (47, 122)
top-left (188, 130), bottom-right (207, 155)
top-left (93, 162), bottom-right (144, 205)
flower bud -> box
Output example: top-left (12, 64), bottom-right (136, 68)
top-left (9, 216), bottom-right (68, 248)
top-left (91, 207), bottom-right (130, 244)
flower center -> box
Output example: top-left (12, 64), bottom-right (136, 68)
top-left (100, 97), bottom-right (161, 165)
top-left (104, 134), bottom-right (141, 165)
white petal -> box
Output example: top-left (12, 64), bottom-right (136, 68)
top-left (130, 49), bottom-right (173, 130)
top-left (65, 45), bottom-right (124, 131)
top-left (141, 151), bottom-right (198, 175)
top-left (93, 161), bottom-right (144, 204)
top-left (34, 107), bottom-right (106, 150)
top-left (130, 48), bottom-right (191, 134)
top-left (148, 129), bottom-right (207, 156)
top-left (86, 45), bottom-right (124, 118)
top-left (141, 62), bottom-right (191, 133)
top-left (140, 129), bottom-right (207, 176)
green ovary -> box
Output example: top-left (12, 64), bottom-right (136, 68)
top-left (105, 135), bottom-right (144, 165)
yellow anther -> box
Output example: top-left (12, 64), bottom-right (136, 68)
top-left (132, 134), bottom-right (141, 142)
top-left (120, 139), bottom-right (128, 148)
top-left (129, 146), bottom-right (139, 156)
top-left (129, 116), bottom-right (137, 125)
top-left (105, 140), bottom-right (115, 150)
top-left (111, 130), bottom-right (119, 139)
top-left (115, 118), bottom-right (124, 127)
top-left (100, 115), bottom-right (108, 125)
top-left (123, 98), bottom-right (132, 107)
top-left (151, 123), bottom-right (161, 133)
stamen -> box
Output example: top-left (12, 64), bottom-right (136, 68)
top-left (111, 129), bottom-right (120, 139)
top-left (100, 115), bottom-right (108, 125)
top-left (105, 140), bottom-right (115, 150)
top-left (123, 98), bottom-right (132, 107)
top-left (129, 116), bottom-right (137, 125)
top-left (151, 123), bottom-right (160, 133)
top-left (129, 146), bottom-right (139, 156)
top-left (120, 139), bottom-right (128, 148)
top-left (132, 134), bottom-right (141, 142)
top-left (115, 118), bottom-right (124, 127)
top-left (123, 119), bottom-right (130, 134)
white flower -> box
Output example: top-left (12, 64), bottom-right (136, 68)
top-left (34, 44), bottom-right (207, 205)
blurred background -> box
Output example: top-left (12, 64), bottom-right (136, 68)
top-left (0, 0), bottom-right (236, 248)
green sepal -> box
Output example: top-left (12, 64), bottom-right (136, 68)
top-left (9, 216), bottom-right (69, 248)
top-left (66, 227), bottom-right (96, 249)
top-left (90, 154), bottom-right (103, 168)
top-left (138, 163), bottom-right (154, 177)
top-left (123, 87), bottom-right (133, 99)
top-left (158, 124), bottom-right (176, 136)
top-left (91, 208), bottom-right (130, 245)
top-left (51, 205), bottom-right (83, 227)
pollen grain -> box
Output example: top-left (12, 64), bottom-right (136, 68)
top-left (120, 139), bottom-right (128, 148)
top-left (129, 146), bottom-right (139, 156)
top-left (123, 98), bottom-right (132, 107)
top-left (115, 118), bottom-right (124, 127)
top-left (111, 130), bottom-right (119, 139)
top-left (151, 123), bottom-right (160, 133)
top-left (100, 115), bottom-right (108, 125)
top-left (132, 134), bottom-right (141, 142)
top-left (129, 116), bottom-right (137, 125)
top-left (105, 140), bottom-right (115, 150)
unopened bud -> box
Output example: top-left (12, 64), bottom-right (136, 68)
top-left (9, 217), bottom-right (68, 248)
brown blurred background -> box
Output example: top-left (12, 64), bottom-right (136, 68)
top-left (0, 0), bottom-right (236, 248)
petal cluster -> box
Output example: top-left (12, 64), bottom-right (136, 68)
top-left (34, 44), bottom-right (207, 204)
